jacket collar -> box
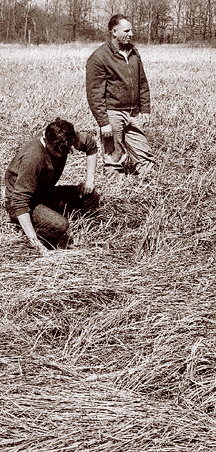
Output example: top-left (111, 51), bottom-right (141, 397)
top-left (107, 39), bottom-right (135, 56)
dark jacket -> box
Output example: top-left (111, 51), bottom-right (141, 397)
top-left (5, 131), bottom-right (97, 217)
top-left (86, 41), bottom-right (150, 128)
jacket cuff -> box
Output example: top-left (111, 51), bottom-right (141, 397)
top-left (14, 206), bottom-right (31, 217)
top-left (140, 108), bottom-right (151, 114)
top-left (96, 116), bottom-right (110, 128)
top-left (86, 139), bottom-right (98, 156)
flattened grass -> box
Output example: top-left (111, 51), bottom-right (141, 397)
top-left (1, 43), bottom-right (216, 451)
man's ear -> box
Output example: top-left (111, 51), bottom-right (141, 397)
top-left (112, 27), bottom-right (117, 38)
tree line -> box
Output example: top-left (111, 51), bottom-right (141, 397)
top-left (1, 0), bottom-right (216, 44)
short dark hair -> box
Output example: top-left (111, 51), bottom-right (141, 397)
top-left (108, 14), bottom-right (129, 32)
top-left (45, 118), bottom-right (75, 150)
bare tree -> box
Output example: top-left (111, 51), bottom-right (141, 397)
top-left (105, 0), bottom-right (122, 16)
top-left (175, 0), bottom-right (183, 42)
top-left (1, 0), bottom-right (216, 44)
top-left (0, 0), bottom-right (16, 40)
top-left (23, 0), bottom-right (31, 42)
top-left (65, 0), bottom-right (94, 41)
top-left (147, 0), bottom-right (153, 43)
top-left (203, 0), bottom-right (213, 38)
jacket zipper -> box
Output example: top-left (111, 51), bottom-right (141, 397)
top-left (127, 63), bottom-right (134, 111)
top-left (122, 53), bottom-right (134, 111)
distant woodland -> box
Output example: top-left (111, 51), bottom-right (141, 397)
top-left (1, 0), bottom-right (216, 44)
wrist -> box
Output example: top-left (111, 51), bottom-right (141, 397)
top-left (84, 181), bottom-right (94, 194)
top-left (29, 237), bottom-right (39, 246)
top-left (85, 177), bottom-right (94, 186)
top-left (29, 237), bottom-right (48, 255)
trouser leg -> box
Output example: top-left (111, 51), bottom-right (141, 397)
top-left (5, 200), bottom-right (69, 243)
top-left (6, 185), bottom-right (100, 243)
top-left (32, 186), bottom-right (100, 241)
top-left (32, 185), bottom-right (99, 240)
top-left (124, 113), bottom-right (155, 173)
top-left (32, 204), bottom-right (69, 241)
top-left (81, 189), bottom-right (100, 213)
top-left (102, 110), bottom-right (127, 177)
top-left (40, 186), bottom-right (100, 216)
top-left (102, 110), bottom-right (155, 177)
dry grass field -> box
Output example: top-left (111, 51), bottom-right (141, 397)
top-left (1, 42), bottom-right (216, 451)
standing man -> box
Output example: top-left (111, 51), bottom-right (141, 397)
top-left (86, 14), bottom-right (155, 179)
top-left (5, 118), bottom-right (99, 256)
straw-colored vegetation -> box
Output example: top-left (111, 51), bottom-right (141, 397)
top-left (1, 42), bottom-right (216, 451)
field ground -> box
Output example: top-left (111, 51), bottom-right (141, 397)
top-left (1, 43), bottom-right (216, 451)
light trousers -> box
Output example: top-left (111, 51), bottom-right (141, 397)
top-left (101, 110), bottom-right (154, 176)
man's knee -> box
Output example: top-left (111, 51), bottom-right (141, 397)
top-left (83, 189), bottom-right (100, 212)
top-left (57, 215), bottom-right (69, 234)
top-left (32, 204), bottom-right (69, 237)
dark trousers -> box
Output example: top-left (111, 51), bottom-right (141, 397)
top-left (6, 185), bottom-right (100, 242)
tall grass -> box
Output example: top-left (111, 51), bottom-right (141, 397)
top-left (1, 43), bottom-right (216, 451)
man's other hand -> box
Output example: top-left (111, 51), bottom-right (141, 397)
top-left (140, 113), bottom-right (150, 126)
top-left (78, 182), bottom-right (94, 198)
top-left (100, 124), bottom-right (113, 137)
top-left (30, 237), bottom-right (50, 257)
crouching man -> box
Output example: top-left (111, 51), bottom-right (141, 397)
top-left (4, 118), bottom-right (99, 256)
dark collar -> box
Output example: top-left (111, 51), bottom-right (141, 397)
top-left (107, 40), bottom-right (134, 55)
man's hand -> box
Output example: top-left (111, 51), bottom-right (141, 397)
top-left (29, 237), bottom-right (50, 257)
top-left (100, 124), bottom-right (113, 138)
top-left (84, 152), bottom-right (97, 198)
top-left (18, 212), bottom-right (50, 256)
top-left (78, 182), bottom-right (94, 199)
top-left (140, 113), bottom-right (150, 126)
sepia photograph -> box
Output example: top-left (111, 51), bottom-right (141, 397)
top-left (1, 1), bottom-right (216, 450)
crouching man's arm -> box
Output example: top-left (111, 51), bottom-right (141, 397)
top-left (73, 131), bottom-right (98, 197)
top-left (83, 152), bottom-right (97, 195)
top-left (18, 213), bottom-right (49, 256)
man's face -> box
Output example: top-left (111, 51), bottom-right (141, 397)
top-left (112, 19), bottom-right (133, 47)
top-left (46, 142), bottom-right (71, 159)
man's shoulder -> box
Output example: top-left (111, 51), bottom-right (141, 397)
top-left (20, 137), bottom-right (45, 164)
top-left (87, 42), bottom-right (110, 62)
top-left (73, 128), bottom-right (95, 146)
top-left (130, 44), bottom-right (141, 58)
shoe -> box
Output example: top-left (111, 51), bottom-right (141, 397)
top-left (122, 156), bottom-right (138, 175)
top-left (137, 162), bottom-right (157, 179)
top-left (104, 168), bottom-right (125, 183)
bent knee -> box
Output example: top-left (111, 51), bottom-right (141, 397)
top-left (49, 214), bottom-right (69, 235)
top-left (32, 204), bottom-right (69, 236)
top-left (83, 190), bottom-right (100, 212)
top-left (60, 216), bottom-right (69, 233)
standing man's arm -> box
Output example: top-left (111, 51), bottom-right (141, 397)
top-left (86, 55), bottom-right (112, 137)
top-left (139, 56), bottom-right (151, 126)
